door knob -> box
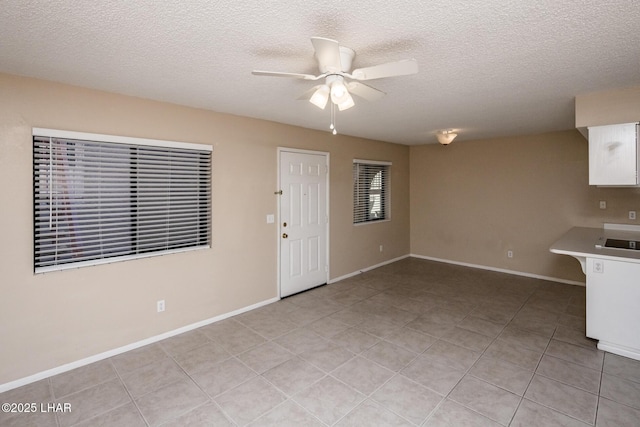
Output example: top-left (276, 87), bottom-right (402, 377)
top-left (282, 233), bottom-right (288, 239)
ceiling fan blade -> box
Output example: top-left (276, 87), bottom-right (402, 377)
top-left (346, 82), bottom-right (386, 102)
top-left (310, 37), bottom-right (342, 73)
top-left (350, 59), bottom-right (418, 81)
top-left (252, 70), bottom-right (320, 80)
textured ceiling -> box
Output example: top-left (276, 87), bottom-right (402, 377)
top-left (1, 0), bottom-right (639, 145)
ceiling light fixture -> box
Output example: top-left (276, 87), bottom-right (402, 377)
top-left (253, 37), bottom-right (419, 137)
top-left (436, 130), bottom-right (457, 145)
top-left (330, 80), bottom-right (347, 101)
top-left (309, 85), bottom-right (330, 109)
top-left (307, 77), bottom-right (354, 111)
top-left (336, 93), bottom-right (355, 111)
top-left (310, 76), bottom-right (356, 135)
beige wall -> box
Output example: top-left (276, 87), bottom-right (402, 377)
top-left (410, 130), bottom-right (640, 283)
top-left (3, 72), bottom-right (637, 387)
top-left (575, 85), bottom-right (640, 130)
top-left (0, 73), bottom-right (410, 385)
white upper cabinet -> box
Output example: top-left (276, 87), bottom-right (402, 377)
top-left (588, 122), bottom-right (639, 186)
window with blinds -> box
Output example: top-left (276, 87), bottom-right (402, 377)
top-left (353, 159), bottom-right (391, 224)
top-left (33, 128), bottom-right (212, 273)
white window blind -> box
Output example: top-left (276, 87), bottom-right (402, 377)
top-left (33, 128), bottom-right (212, 273)
top-left (353, 159), bottom-right (391, 224)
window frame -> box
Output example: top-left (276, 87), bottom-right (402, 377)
top-left (32, 128), bottom-right (212, 273)
top-left (353, 159), bottom-right (391, 225)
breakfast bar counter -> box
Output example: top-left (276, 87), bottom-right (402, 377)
top-left (551, 224), bottom-right (640, 361)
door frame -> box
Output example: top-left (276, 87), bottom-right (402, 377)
top-left (277, 147), bottom-right (330, 299)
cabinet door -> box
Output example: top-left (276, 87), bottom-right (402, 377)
top-left (588, 123), bottom-right (638, 186)
top-left (586, 258), bottom-right (640, 354)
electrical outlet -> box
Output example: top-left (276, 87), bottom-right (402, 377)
top-left (630, 211), bottom-right (637, 220)
top-left (157, 300), bottom-right (165, 313)
top-left (599, 201), bottom-right (606, 209)
top-left (593, 260), bottom-right (604, 274)
top-left (379, 245), bottom-right (383, 252)
top-left (507, 250), bottom-right (513, 258)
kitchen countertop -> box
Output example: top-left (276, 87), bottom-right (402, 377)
top-left (550, 224), bottom-right (640, 272)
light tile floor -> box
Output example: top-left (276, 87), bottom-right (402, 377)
top-left (2, 258), bottom-right (640, 426)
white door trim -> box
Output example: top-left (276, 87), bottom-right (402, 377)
top-left (277, 147), bottom-right (330, 298)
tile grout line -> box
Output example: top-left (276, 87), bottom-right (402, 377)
top-left (505, 288), bottom-right (549, 426)
top-left (437, 281), bottom-right (567, 426)
top-left (383, 275), bottom-right (529, 425)
top-left (51, 359), bottom-right (148, 427)
top-left (49, 377), bottom-right (62, 427)
top-left (186, 354), bottom-right (257, 426)
top-left (273, 278), bottom-right (418, 426)
top-left (506, 288), bottom-right (602, 426)
top-left (108, 357), bottom-right (152, 427)
top-left (594, 361), bottom-right (605, 427)
top-left (135, 340), bottom-right (232, 426)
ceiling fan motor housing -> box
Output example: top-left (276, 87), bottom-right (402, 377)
top-left (318, 46), bottom-right (355, 74)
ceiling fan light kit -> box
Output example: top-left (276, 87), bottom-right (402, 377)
top-left (252, 37), bottom-right (418, 135)
top-left (329, 77), bottom-right (355, 111)
top-left (437, 130), bottom-right (458, 145)
top-left (309, 85), bottom-right (330, 109)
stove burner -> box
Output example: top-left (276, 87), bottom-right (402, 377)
top-left (604, 238), bottom-right (640, 250)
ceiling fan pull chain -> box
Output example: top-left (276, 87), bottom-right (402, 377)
top-left (330, 102), bottom-right (337, 135)
top-left (330, 101), bottom-right (334, 130)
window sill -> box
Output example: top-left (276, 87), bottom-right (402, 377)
top-left (353, 219), bottom-right (391, 227)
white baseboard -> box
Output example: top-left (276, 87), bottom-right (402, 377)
top-left (410, 254), bottom-right (585, 287)
top-left (0, 296), bottom-right (279, 393)
top-left (597, 340), bottom-right (640, 362)
top-left (329, 253), bottom-right (584, 287)
top-left (328, 254), bottom-right (411, 284)
top-left (1, 254), bottom-right (583, 393)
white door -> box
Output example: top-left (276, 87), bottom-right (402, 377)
top-left (279, 150), bottom-right (328, 297)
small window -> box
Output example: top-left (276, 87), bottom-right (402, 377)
top-left (33, 128), bottom-right (212, 273)
top-left (353, 159), bottom-right (391, 224)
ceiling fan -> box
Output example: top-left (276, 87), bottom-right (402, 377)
top-left (252, 37), bottom-right (418, 113)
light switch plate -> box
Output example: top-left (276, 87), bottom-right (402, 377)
top-left (266, 214), bottom-right (275, 224)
